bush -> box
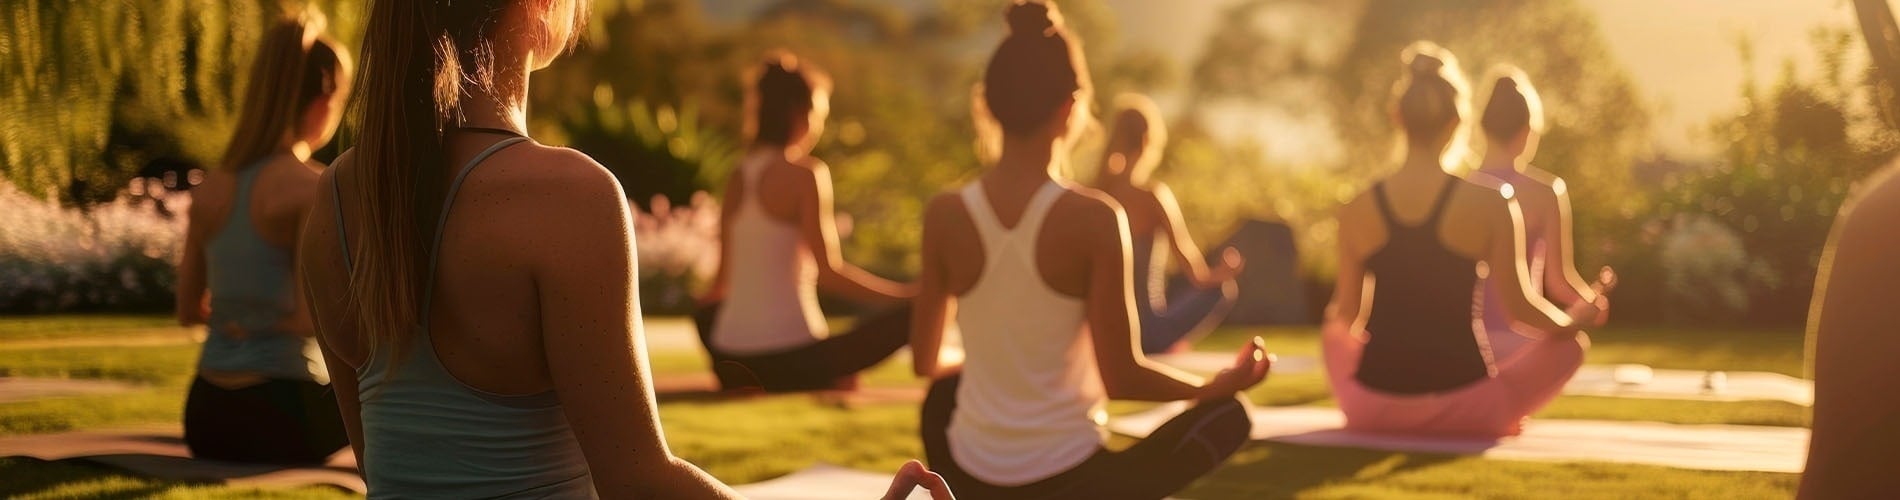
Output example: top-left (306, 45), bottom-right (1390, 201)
top-left (633, 192), bottom-right (720, 316)
top-left (0, 180), bottom-right (185, 313)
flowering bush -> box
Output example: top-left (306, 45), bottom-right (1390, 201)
top-left (632, 192), bottom-right (720, 315)
top-left (0, 179), bottom-right (188, 313)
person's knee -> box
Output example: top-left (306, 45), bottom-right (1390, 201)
top-left (1199, 394), bottom-right (1254, 452)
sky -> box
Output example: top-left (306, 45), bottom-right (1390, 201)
top-left (702, 0), bottom-right (1864, 157)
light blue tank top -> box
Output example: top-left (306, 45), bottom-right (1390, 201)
top-left (199, 162), bottom-right (325, 382)
top-left (333, 136), bottom-right (597, 499)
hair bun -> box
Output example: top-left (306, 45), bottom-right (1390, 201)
top-left (763, 50), bottom-right (799, 75)
top-left (1005, 1), bottom-right (1061, 37)
top-left (1402, 41), bottom-right (1448, 77)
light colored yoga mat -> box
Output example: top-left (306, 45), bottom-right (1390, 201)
top-left (734, 463), bottom-right (931, 500)
top-left (0, 427), bottom-right (364, 493)
top-left (1567, 364), bottom-right (1813, 405)
top-left (1110, 404), bottom-right (1808, 473)
top-left (1152, 353), bottom-right (1814, 406)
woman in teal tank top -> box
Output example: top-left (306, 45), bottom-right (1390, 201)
top-left (297, 2), bottom-right (950, 498)
top-left (174, 7), bottom-right (353, 465)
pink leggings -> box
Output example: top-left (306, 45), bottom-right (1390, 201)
top-left (1322, 321), bottom-right (1587, 437)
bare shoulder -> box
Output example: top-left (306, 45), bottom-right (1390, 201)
top-left (1837, 165), bottom-right (1900, 248)
top-left (923, 189), bottom-right (973, 229)
top-left (505, 145), bottom-right (625, 202)
top-left (1453, 177), bottom-right (1516, 222)
top-left (1055, 184), bottom-right (1127, 238)
top-left (190, 170), bottom-right (236, 216)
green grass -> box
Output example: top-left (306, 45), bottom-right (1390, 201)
top-left (0, 315), bottom-right (1808, 498)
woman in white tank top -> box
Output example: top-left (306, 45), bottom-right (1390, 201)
top-left (694, 52), bottom-right (917, 393)
top-left (909, 3), bottom-right (1272, 498)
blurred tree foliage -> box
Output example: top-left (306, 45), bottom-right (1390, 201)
top-left (1649, 30), bottom-right (1899, 323)
top-left (1159, 0), bottom-right (1652, 286)
top-left (0, 0), bottom-right (364, 204)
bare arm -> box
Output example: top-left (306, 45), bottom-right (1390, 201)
top-left (176, 197), bottom-right (212, 326)
top-left (278, 189), bottom-right (317, 337)
top-left (315, 329), bottom-right (365, 466)
top-left (1078, 197), bottom-right (1210, 402)
top-left (911, 195), bottom-right (961, 379)
top-left (1153, 185), bottom-right (1223, 288)
top-left (800, 163), bottom-right (913, 306)
top-left (1541, 183), bottom-right (1598, 308)
top-left (536, 157), bottom-right (738, 499)
top-left (1485, 194), bottom-right (1594, 335)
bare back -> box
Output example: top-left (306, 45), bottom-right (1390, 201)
top-left (928, 177), bottom-right (1122, 299)
top-left (191, 156), bottom-right (322, 252)
top-left (305, 136), bottom-right (611, 396)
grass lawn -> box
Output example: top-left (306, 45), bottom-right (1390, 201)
top-left (0, 315), bottom-right (1807, 498)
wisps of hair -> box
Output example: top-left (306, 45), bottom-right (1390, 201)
top-left (1480, 65), bottom-right (1545, 140)
top-left (745, 50), bottom-right (832, 147)
top-left (218, 6), bottom-right (351, 172)
top-left (346, 0), bottom-right (587, 362)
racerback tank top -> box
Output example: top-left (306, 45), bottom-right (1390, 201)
top-left (333, 135), bottom-right (596, 499)
top-left (1356, 177), bottom-right (1491, 394)
top-left (200, 162), bottom-right (326, 382)
top-left (947, 180), bottom-right (1109, 486)
top-left (711, 152), bottom-right (827, 355)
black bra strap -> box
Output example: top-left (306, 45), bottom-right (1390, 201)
top-left (1371, 182), bottom-right (1400, 226)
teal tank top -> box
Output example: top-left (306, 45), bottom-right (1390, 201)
top-left (199, 162), bottom-right (325, 382)
top-left (333, 135), bottom-right (597, 499)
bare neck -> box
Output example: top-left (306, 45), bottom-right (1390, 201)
top-left (456, 49), bottom-right (533, 133)
top-left (992, 135), bottom-right (1061, 186)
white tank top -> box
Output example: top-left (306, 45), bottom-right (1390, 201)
top-left (711, 152), bottom-right (827, 355)
top-left (947, 180), bottom-right (1108, 486)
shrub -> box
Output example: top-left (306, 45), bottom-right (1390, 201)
top-left (0, 179), bottom-right (186, 313)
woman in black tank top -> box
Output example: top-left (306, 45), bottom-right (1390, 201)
top-left (1321, 43), bottom-right (1614, 437)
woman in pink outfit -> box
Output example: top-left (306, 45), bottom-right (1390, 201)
top-left (1322, 42), bottom-right (1614, 438)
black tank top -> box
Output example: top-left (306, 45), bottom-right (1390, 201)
top-left (1356, 177), bottom-right (1490, 394)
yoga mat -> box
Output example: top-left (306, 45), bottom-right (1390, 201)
top-left (734, 463), bottom-right (931, 500)
top-left (1110, 404), bottom-right (1808, 473)
top-left (1566, 364), bottom-right (1812, 406)
top-left (1152, 353), bottom-right (1813, 406)
top-left (0, 427), bottom-right (364, 494)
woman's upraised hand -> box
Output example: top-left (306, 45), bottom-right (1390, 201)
top-left (882, 460), bottom-right (954, 500)
top-left (1198, 337), bottom-right (1274, 402)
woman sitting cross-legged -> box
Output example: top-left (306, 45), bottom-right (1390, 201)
top-left (1323, 42), bottom-right (1614, 438)
top-left (910, 2), bottom-right (1272, 498)
top-left (1466, 66), bottom-right (1615, 362)
top-left (693, 51), bottom-right (917, 393)
top-left (1092, 93), bottom-right (1245, 355)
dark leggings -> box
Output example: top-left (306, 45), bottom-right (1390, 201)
top-left (920, 374), bottom-right (1252, 499)
top-left (183, 377), bottom-right (349, 465)
top-left (692, 303), bottom-right (912, 392)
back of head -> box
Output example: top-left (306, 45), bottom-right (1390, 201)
top-left (348, 0), bottom-right (587, 359)
top-left (219, 6), bottom-right (352, 172)
top-left (746, 50), bottom-right (832, 148)
top-left (978, 1), bottom-right (1093, 141)
top-left (1106, 93), bottom-right (1166, 178)
top-left (1393, 41), bottom-right (1469, 150)
top-left (1480, 65), bottom-right (1545, 141)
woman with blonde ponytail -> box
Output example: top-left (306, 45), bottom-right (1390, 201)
top-left (1321, 42), bottom-right (1614, 437)
top-left (174, 6), bottom-right (351, 465)
top-left (298, 1), bottom-right (947, 497)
